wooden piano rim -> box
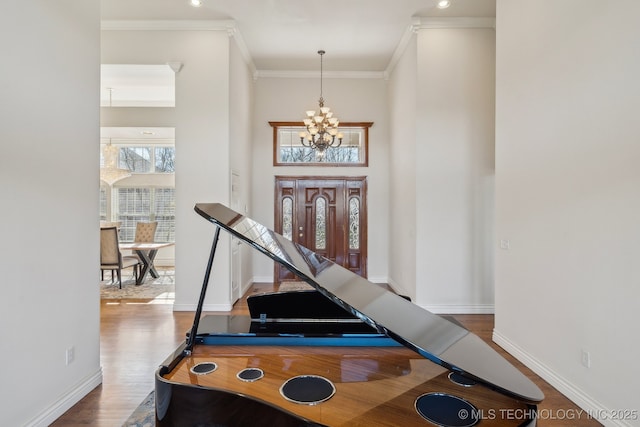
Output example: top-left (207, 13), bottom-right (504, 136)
top-left (157, 344), bottom-right (537, 427)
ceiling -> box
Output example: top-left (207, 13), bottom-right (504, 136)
top-left (101, 0), bottom-right (496, 72)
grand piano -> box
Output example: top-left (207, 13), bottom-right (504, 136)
top-left (155, 203), bottom-right (544, 426)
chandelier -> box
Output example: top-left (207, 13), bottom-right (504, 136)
top-left (100, 141), bottom-right (131, 186)
top-left (299, 50), bottom-right (343, 161)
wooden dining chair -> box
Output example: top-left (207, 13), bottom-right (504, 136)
top-left (100, 226), bottom-right (140, 288)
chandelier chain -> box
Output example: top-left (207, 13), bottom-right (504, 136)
top-left (299, 50), bottom-right (343, 161)
top-left (318, 50), bottom-right (325, 107)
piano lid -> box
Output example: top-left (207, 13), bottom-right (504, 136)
top-left (194, 203), bottom-right (544, 404)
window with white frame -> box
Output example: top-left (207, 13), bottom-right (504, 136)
top-left (115, 187), bottom-right (175, 242)
top-left (100, 138), bottom-right (175, 243)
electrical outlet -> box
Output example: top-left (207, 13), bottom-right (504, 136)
top-left (581, 349), bottom-right (591, 368)
top-left (500, 239), bottom-right (510, 250)
top-left (66, 346), bottom-right (75, 365)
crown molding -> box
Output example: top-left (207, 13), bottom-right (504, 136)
top-left (101, 19), bottom-right (257, 78)
top-left (384, 17), bottom-right (421, 79)
top-left (384, 17), bottom-right (495, 77)
top-left (255, 70), bottom-right (386, 80)
top-left (101, 18), bottom-right (493, 82)
top-left (224, 24), bottom-right (257, 78)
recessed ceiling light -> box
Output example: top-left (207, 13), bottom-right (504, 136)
top-left (437, 0), bottom-right (451, 9)
top-left (190, 0), bottom-right (202, 7)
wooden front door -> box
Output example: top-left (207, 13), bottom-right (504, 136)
top-left (275, 176), bottom-right (367, 282)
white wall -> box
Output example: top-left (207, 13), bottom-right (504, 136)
top-left (388, 36), bottom-right (418, 299)
top-left (251, 77), bottom-right (390, 283)
top-left (414, 26), bottom-right (496, 313)
top-left (494, 1), bottom-right (640, 425)
top-left (0, 2), bottom-right (102, 425)
top-left (102, 28), bottom-right (233, 311)
top-left (228, 39), bottom-right (255, 296)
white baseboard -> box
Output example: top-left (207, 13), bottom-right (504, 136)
top-left (252, 276), bottom-right (391, 285)
top-left (420, 304), bottom-right (495, 314)
top-left (492, 329), bottom-right (633, 427)
top-left (252, 275), bottom-right (494, 314)
top-left (240, 278), bottom-right (253, 297)
top-left (172, 303), bottom-right (233, 311)
top-left (25, 368), bottom-right (103, 427)
top-left (367, 276), bottom-right (388, 284)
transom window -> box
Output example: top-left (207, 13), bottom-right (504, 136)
top-left (270, 122), bottom-right (372, 166)
top-left (100, 145), bottom-right (175, 173)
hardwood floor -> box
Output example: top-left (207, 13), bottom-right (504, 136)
top-left (51, 284), bottom-right (601, 426)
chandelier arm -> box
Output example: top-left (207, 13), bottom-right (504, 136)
top-left (300, 137), bottom-right (311, 148)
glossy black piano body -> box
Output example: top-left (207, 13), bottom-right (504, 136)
top-left (155, 203), bottom-right (543, 426)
